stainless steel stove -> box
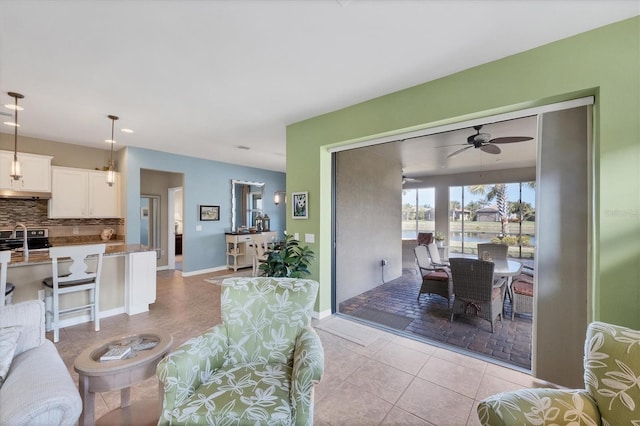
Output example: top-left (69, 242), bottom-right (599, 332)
top-left (0, 228), bottom-right (50, 252)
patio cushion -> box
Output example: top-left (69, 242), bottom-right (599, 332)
top-left (512, 273), bottom-right (533, 285)
top-left (513, 279), bottom-right (533, 297)
top-left (424, 271), bottom-right (449, 281)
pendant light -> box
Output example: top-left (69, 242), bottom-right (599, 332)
top-left (106, 114), bottom-right (119, 186)
top-left (6, 92), bottom-right (24, 181)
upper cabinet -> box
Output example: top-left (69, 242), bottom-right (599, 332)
top-left (0, 150), bottom-right (52, 192)
top-left (49, 166), bottom-right (120, 218)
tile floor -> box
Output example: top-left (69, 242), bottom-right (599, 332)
top-left (51, 269), bottom-right (553, 425)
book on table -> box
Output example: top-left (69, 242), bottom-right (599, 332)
top-left (100, 345), bottom-right (132, 361)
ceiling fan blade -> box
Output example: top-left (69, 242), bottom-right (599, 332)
top-left (435, 143), bottom-right (467, 148)
top-left (489, 136), bottom-right (533, 144)
top-left (447, 145), bottom-right (473, 158)
top-left (480, 144), bottom-right (501, 155)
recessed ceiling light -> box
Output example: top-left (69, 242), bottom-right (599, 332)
top-left (121, 128), bottom-right (134, 133)
top-left (237, 145), bottom-right (250, 150)
top-left (3, 121), bottom-right (19, 127)
top-left (104, 139), bottom-right (116, 143)
top-left (3, 104), bottom-right (23, 111)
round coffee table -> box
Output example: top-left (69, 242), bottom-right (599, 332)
top-left (74, 330), bottom-right (173, 426)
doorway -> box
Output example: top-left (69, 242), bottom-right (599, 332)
top-left (331, 99), bottom-right (592, 386)
top-left (168, 187), bottom-right (184, 271)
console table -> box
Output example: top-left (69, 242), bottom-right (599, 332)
top-left (225, 232), bottom-right (277, 271)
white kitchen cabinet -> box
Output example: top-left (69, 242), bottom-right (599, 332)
top-left (49, 166), bottom-right (120, 218)
top-left (0, 150), bottom-right (52, 192)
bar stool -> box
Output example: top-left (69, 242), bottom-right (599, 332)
top-left (42, 244), bottom-right (106, 343)
top-left (0, 250), bottom-right (14, 307)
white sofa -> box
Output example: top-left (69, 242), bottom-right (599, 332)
top-left (0, 300), bottom-right (82, 425)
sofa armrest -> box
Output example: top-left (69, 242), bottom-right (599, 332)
top-left (0, 300), bottom-right (45, 355)
top-left (0, 340), bottom-right (82, 426)
top-left (156, 324), bottom-right (229, 425)
top-left (477, 388), bottom-right (601, 426)
top-left (291, 326), bottom-right (324, 426)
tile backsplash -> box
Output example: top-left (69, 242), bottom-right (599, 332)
top-left (0, 199), bottom-right (125, 243)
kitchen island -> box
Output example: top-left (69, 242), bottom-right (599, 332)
top-left (6, 244), bottom-right (158, 330)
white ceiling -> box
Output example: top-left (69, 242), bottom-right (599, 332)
top-left (0, 1), bottom-right (638, 173)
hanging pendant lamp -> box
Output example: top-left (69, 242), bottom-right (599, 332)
top-left (106, 114), bottom-right (119, 186)
top-left (6, 92), bottom-right (24, 181)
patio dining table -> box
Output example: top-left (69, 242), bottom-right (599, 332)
top-left (491, 259), bottom-right (523, 301)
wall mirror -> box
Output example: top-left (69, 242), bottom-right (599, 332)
top-left (231, 180), bottom-right (265, 231)
top-left (140, 194), bottom-right (161, 258)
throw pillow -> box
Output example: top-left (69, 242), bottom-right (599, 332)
top-left (0, 326), bottom-right (22, 388)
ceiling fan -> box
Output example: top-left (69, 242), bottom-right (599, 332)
top-left (441, 125), bottom-right (533, 158)
top-left (402, 173), bottom-right (422, 185)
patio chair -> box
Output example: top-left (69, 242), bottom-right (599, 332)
top-left (416, 232), bottom-right (433, 246)
top-left (413, 245), bottom-right (452, 308)
top-left (476, 243), bottom-right (508, 262)
top-left (449, 258), bottom-right (506, 333)
top-left (511, 265), bottom-right (534, 319)
top-left (426, 242), bottom-right (449, 267)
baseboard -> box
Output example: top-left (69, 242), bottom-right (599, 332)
top-left (156, 265), bottom-right (170, 271)
top-left (313, 309), bottom-right (332, 320)
top-left (181, 265), bottom-right (228, 277)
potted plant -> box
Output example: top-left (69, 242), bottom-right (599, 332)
top-left (259, 233), bottom-right (315, 278)
top-left (434, 232), bottom-right (446, 247)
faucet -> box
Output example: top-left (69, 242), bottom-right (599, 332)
top-left (13, 222), bottom-right (29, 261)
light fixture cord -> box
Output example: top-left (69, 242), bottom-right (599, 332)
top-left (109, 117), bottom-right (115, 169)
top-left (13, 95), bottom-right (18, 162)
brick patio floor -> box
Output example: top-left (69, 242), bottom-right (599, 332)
top-left (339, 267), bottom-right (532, 370)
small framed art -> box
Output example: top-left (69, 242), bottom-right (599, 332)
top-left (292, 192), bottom-right (308, 219)
top-left (199, 205), bottom-right (220, 221)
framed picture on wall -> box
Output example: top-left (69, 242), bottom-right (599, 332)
top-left (199, 205), bottom-right (220, 221)
top-left (292, 192), bottom-right (308, 219)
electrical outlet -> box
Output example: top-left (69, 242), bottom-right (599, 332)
top-left (72, 226), bottom-right (79, 235)
top-left (381, 259), bottom-right (387, 266)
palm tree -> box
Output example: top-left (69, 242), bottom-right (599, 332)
top-left (469, 184), bottom-right (510, 235)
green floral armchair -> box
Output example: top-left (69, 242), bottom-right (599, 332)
top-left (156, 277), bottom-right (324, 425)
top-left (478, 321), bottom-right (640, 425)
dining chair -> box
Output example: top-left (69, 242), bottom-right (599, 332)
top-left (476, 243), bottom-right (508, 262)
top-left (251, 234), bottom-right (269, 277)
top-left (511, 265), bottom-right (534, 319)
top-left (449, 257), bottom-right (506, 333)
top-left (42, 244), bottom-right (106, 342)
top-left (413, 245), bottom-right (452, 308)
top-left (417, 232), bottom-right (433, 246)
top-left (426, 242), bottom-right (448, 267)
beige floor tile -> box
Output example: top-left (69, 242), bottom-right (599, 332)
top-left (474, 374), bottom-right (528, 401)
top-left (466, 401), bottom-right (482, 426)
top-left (347, 358), bottom-right (415, 404)
top-left (418, 356), bottom-right (485, 398)
top-left (392, 335), bottom-right (438, 355)
top-left (381, 406), bottom-right (435, 425)
top-left (372, 342), bottom-right (431, 375)
top-left (432, 347), bottom-right (488, 372)
top-left (314, 382), bottom-right (393, 425)
top-left (396, 377), bottom-right (474, 426)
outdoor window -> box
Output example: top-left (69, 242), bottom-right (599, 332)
top-left (449, 182), bottom-right (535, 258)
top-left (402, 187), bottom-right (435, 239)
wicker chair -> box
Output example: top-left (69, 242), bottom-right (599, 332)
top-left (414, 245), bottom-right (452, 308)
top-left (511, 265), bottom-right (534, 319)
top-left (476, 243), bottom-right (508, 262)
top-left (449, 258), bottom-right (506, 333)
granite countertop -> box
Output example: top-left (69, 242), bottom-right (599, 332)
top-left (8, 243), bottom-right (158, 267)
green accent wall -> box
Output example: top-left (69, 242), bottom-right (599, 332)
top-left (286, 17), bottom-right (640, 327)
